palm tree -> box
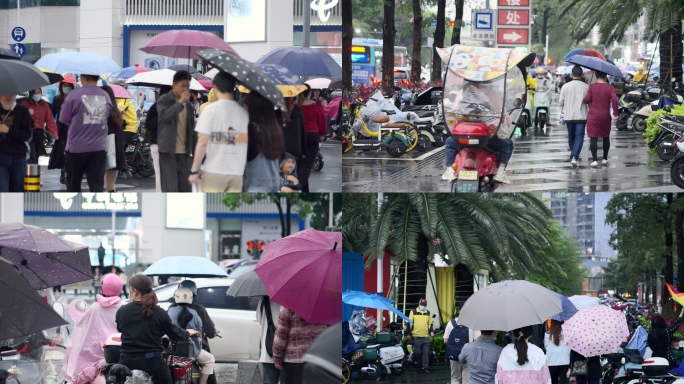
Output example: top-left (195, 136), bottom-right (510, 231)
top-left (342, 0), bottom-right (353, 93)
top-left (563, 0), bottom-right (683, 91)
top-left (382, 0), bottom-right (396, 89)
top-left (410, 0), bottom-right (423, 85)
top-left (342, 193), bottom-right (554, 321)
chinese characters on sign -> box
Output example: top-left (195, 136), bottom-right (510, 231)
top-left (497, 9), bottom-right (530, 25)
top-left (472, 33), bottom-right (496, 40)
top-left (53, 193), bottom-right (140, 211)
top-left (497, 0), bottom-right (530, 5)
top-left (496, 0), bottom-right (531, 48)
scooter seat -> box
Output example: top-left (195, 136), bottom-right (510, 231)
top-left (666, 114), bottom-right (684, 123)
top-left (412, 117), bottom-right (433, 123)
top-left (373, 115), bottom-right (391, 123)
top-left (385, 122), bottom-right (406, 128)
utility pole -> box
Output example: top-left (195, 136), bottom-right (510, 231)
top-left (377, 193), bottom-right (384, 325)
top-left (303, 0), bottom-right (311, 48)
top-left (545, 34), bottom-right (549, 62)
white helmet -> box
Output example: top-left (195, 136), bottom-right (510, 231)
top-left (174, 287), bottom-right (194, 304)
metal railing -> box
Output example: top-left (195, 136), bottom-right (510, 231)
top-left (205, 193), bottom-right (300, 214)
top-left (124, 0), bottom-right (224, 26)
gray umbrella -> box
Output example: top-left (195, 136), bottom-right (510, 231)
top-left (0, 258), bottom-right (68, 341)
top-left (0, 59), bottom-right (50, 95)
top-left (0, 222), bottom-right (93, 290)
top-left (457, 280), bottom-right (562, 331)
top-left (303, 322), bottom-right (342, 383)
top-left (226, 270), bottom-right (268, 297)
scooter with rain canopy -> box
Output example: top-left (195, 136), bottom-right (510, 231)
top-left (439, 44), bottom-right (535, 192)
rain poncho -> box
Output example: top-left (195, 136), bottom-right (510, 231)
top-left (60, 294), bottom-right (122, 384)
top-left (357, 92), bottom-right (419, 133)
top-left (626, 325), bottom-right (648, 357)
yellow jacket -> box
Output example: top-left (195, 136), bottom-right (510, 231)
top-left (116, 98), bottom-right (138, 133)
top-left (199, 88), bottom-right (217, 117)
top-left (408, 307), bottom-right (433, 338)
top-left (526, 77), bottom-right (538, 92)
top-left (633, 71), bottom-right (648, 85)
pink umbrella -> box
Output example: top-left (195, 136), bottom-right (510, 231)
top-left (140, 29), bottom-right (238, 60)
top-left (198, 79), bottom-right (213, 90)
top-left (254, 229), bottom-right (341, 325)
top-left (110, 84), bottom-right (133, 99)
top-left (562, 305), bottom-right (629, 357)
top-left (325, 96), bottom-right (341, 119)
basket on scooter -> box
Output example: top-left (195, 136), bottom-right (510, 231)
top-left (168, 357), bottom-right (193, 383)
top-left (451, 122), bottom-right (492, 147)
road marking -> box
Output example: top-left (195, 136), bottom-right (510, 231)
top-left (343, 146), bottom-right (445, 161)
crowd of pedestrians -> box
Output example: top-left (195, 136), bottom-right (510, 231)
top-left (0, 69), bottom-right (332, 192)
top-left (559, 65), bottom-right (619, 168)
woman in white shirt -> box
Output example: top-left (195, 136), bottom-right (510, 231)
top-left (497, 326), bottom-right (551, 384)
top-left (544, 320), bottom-right (571, 384)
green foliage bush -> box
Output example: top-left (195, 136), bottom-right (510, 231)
top-left (645, 104), bottom-right (684, 151)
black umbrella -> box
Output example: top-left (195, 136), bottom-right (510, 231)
top-left (302, 322), bottom-right (342, 383)
top-left (196, 48), bottom-right (286, 111)
top-left (0, 258), bottom-right (68, 341)
top-left (0, 48), bottom-right (20, 60)
top-left (329, 74), bottom-right (342, 89)
top-left (0, 59), bottom-right (50, 95)
top-left (168, 64), bottom-right (199, 74)
top-left (225, 270), bottom-right (267, 297)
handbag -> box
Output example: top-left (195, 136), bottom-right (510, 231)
top-left (570, 359), bottom-right (588, 377)
top-left (264, 297), bottom-right (277, 358)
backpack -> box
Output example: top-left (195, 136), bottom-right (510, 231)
top-left (446, 319), bottom-right (469, 361)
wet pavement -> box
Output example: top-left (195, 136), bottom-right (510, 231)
top-left (37, 141), bottom-right (342, 192)
top-left (343, 94), bottom-right (682, 193)
top-left (351, 364), bottom-right (451, 383)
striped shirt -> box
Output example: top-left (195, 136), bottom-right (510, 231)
top-left (459, 337), bottom-right (503, 384)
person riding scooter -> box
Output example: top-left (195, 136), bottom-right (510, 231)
top-left (633, 65), bottom-right (649, 85)
top-left (533, 68), bottom-right (552, 129)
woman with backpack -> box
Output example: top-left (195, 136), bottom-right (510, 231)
top-left (444, 316), bottom-right (480, 383)
top-left (167, 287), bottom-right (215, 384)
top-left (257, 296), bottom-right (282, 384)
top-left (544, 320), bottom-right (570, 384)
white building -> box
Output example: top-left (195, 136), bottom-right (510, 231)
top-left (0, 0), bottom-right (344, 66)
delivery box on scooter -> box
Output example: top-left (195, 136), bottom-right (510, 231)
top-left (626, 91), bottom-right (642, 103)
top-left (374, 332), bottom-right (393, 344)
top-left (641, 357), bottom-right (670, 376)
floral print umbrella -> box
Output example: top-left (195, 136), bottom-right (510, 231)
top-left (0, 222), bottom-right (93, 290)
top-left (562, 305), bottom-right (629, 357)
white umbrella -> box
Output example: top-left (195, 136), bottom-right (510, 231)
top-left (125, 68), bottom-right (205, 91)
top-left (306, 78), bottom-right (332, 89)
top-left (205, 68), bottom-right (220, 79)
top-left (568, 295), bottom-right (600, 310)
top-left (457, 280), bottom-right (562, 331)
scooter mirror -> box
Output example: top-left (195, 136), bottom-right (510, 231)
top-left (512, 98), bottom-right (522, 108)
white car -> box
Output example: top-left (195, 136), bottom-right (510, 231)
top-left (154, 278), bottom-right (262, 362)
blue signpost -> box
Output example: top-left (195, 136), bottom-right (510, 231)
top-left (12, 27), bottom-right (26, 42)
top-left (12, 43), bottom-right (26, 58)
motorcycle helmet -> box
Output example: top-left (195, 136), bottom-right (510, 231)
top-left (349, 311), bottom-right (366, 336)
top-left (178, 280), bottom-right (197, 296)
top-left (174, 287), bottom-right (194, 305)
top-left (536, 68), bottom-right (546, 78)
top-left (103, 333), bottom-right (122, 364)
top-left (101, 273), bottom-right (123, 297)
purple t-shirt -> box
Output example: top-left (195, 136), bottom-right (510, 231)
top-left (59, 86), bottom-right (112, 153)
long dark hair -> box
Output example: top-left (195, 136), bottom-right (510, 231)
top-left (176, 304), bottom-right (194, 329)
top-left (549, 320), bottom-right (563, 346)
top-left (513, 326), bottom-right (533, 365)
top-left (129, 274), bottom-right (158, 318)
top-left (247, 92), bottom-right (284, 160)
top-left (100, 85), bottom-right (123, 129)
top-left (649, 315), bottom-right (668, 344)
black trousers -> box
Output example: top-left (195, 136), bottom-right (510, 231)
top-left (298, 133), bottom-right (320, 193)
top-left (159, 153), bottom-right (192, 192)
top-left (281, 362), bottom-right (304, 384)
top-left (119, 353), bottom-right (172, 384)
top-left (549, 364), bottom-right (569, 384)
top-left (65, 150), bottom-right (107, 192)
top-left (29, 128), bottom-right (45, 164)
top-left (589, 137), bottom-right (610, 161)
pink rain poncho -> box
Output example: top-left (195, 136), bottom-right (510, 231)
top-left (60, 294), bottom-right (122, 384)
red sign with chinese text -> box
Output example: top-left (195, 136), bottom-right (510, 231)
top-left (498, 0), bottom-right (530, 6)
top-left (497, 28), bottom-right (530, 45)
top-left (497, 9), bottom-right (530, 25)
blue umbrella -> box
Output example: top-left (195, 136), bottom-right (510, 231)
top-left (256, 47), bottom-right (342, 78)
top-left (34, 51), bottom-right (121, 76)
top-left (342, 290), bottom-right (413, 324)
top-left (551, 293), bottom-right (578, 321)
top-left (110, 66), bottom-right (153, 79)
top-left (566, 55), bottom-right (623, 78)
top-left (143, 256), bottom-right (229, 278)
top-left (561, 65), bottom-right (590, 75)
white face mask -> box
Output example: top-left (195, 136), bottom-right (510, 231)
top-left (419, 305), bottom-right (426, 311)
top-left (1, 101), bottom-right (16, 110)
top-left (62, 86), bottom-right (73, 95)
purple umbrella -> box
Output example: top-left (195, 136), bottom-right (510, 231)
top-left (139, 29), bottom-right (239, 60)
top-left (0, 222), bottom-right (93, 290)
top-left (0, 258), bottom-right (68, 341)
top-left (255, 229), bottom-right (341, 324)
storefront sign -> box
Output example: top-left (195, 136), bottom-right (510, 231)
top-left (166, 194), bottom-right (204, 230)
top-left (310, 0), bottom-right (339, 23)
top-left (53, 193), bottom-right (140, 211)
top-left (293, 0), bottom-right (341, 26)
top-left (225, 0), bottom-right (266, 42)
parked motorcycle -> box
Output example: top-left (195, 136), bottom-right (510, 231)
top-left (533, 74), bottom-right (552, 130)
top-left (613, 357), bottom-right (684, 384)
top-left (401, 88), bottom-right (449, 149)
top-left (440, 44), bottom-right (534, 192)
top-left (648, 111), bottom-right (684, 161)
top-left (123, 121), bottom-right (154, 178)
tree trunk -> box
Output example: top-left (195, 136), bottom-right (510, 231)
top-left (431, 0), bottom-right (446, 84)
top-left (397, 234), bottom-right (429, 318)
top-left (410, 0), bottom-right (422, 85)
top-left (382, 0), bottom-right (396, 90)
top-left (677, 195), bottom-right (684, 293)
top-left (664, 194), bottom-right (675, 317)
top-left (658, 22), bottom-right (683, 93)
top-left (454, 264), bottom-right (474, 315)
top-left (541, 9), bottom-right (549, 62)
top-left (342, 0), bottom-right (353, 92)
top-left (273, 197), bottom-right (286, 238)
top-left (450, 0), bottom-right (464, 46)
top-left (286, 198), bottom-right (292, 236)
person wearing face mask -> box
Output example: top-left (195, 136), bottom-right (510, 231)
top-left (22, 88), bottom-right (59, 164)
top-left (48, 76), bottom-right (76, 184)
top-left (407, 298), bottom-right (435, 374)
top-left (0, 93), bottom-right (32, 191)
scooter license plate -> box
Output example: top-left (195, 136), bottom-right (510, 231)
top-left (458, 170), bottom-right (478, 181)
